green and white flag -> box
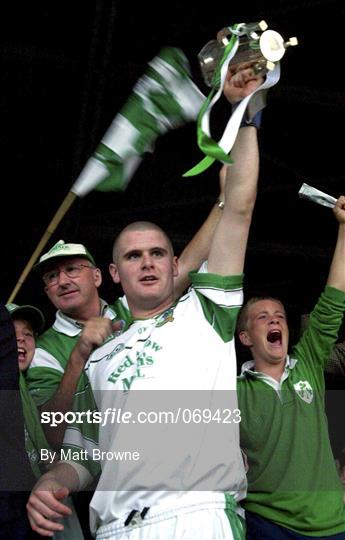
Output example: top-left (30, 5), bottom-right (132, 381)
top-left (71, 47), bottom-right (205, 197)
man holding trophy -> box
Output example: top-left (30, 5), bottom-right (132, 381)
top-left (26, 20), bottom-right (301, 540)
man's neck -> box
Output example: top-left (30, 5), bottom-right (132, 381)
top-left (129, 297), bottom-right (174, 320)
top-left (254, 357), bottom-right (287, 382)
top-left (63, 298), bottom-right (103, 324)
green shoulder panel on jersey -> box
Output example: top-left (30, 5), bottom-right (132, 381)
top-left (27, 365), bottom-right (67, 407)
top-left (189, 271), bottom-right (243, 343)
top-left (29, 325), bottom-right (78, 406)
top-left (36, 326), bottom-right (78, 369)
top-left (27, 363), bottom-right (91, 407)
top-left (110, 297), bottom-right (133, 330)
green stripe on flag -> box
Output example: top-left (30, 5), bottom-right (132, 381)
top-left (71, 47), bottom-right (205, 196)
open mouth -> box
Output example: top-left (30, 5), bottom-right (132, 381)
top-left (17, 347), bottom-right (26, 361)
top-left (267, 329), bottom-right (282, 345)
top-left (140, 276), bottom-right (157, 282)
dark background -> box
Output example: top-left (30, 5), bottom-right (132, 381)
top-left (0, 0), bottom-right (344, 464)
top-left (1, 0), bottom-right (344, 340)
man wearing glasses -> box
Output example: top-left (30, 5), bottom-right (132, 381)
top-left (26, 240), bottom-right (125, 452)
top-left (27, 194), bottom-right (226, 453)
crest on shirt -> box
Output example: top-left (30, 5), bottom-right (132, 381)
top-left (293, 380), bottom-right (313, 404)
top-left (155, 308), bottom-right (174, 328)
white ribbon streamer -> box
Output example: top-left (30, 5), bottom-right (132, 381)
top-left (200, 36), bottom-right (281, 158)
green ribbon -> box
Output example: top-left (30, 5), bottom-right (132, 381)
top-left (183, 28), bottom-right (239, 177)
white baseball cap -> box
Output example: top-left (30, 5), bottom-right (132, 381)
top-left (34, 239), bottom-right (96, 269)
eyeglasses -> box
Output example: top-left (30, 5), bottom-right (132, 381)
top-left (43, 263), bottom-right (94, 286)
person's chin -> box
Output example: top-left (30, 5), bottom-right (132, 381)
top-left (18, 361), bottom-right (30, 372)
top-left (137, 290), bottom-right (164, 309)
top-left (58, 293), bottom-right (82, 308)
top-left (140, 291), bottom-right (160, 304)
top-left (267, 350), bottom-right (286, 364)
top-left (137, 282), bottom-right (162, 297)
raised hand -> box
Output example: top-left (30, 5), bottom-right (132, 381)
top-left (223, 62), bottom-right (265, 104)
top-left (73, 316), bottom-right (116, 363)
top-left (333, 195), bottom-right (345, 223)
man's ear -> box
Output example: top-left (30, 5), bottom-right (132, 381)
top-left (172, 256), bottom-right (179, 278)
top-left (239, 330), bottom-right (252, 347)
top-left (93, 268), bottom-right (102, 287)
top-left (109, 262), bottom-right (120, 284)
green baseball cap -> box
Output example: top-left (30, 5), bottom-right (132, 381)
top-left (6, 303), bottom-right (45, 335)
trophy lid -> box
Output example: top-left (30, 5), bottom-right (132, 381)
top-left (259, 30), bottom-right (287, 62)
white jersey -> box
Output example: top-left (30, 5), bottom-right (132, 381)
top-left (61, 265), bottom-right (246, 533)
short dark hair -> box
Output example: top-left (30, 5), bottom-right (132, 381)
top-left (112, 221), bottom-right (174, 262)
top-left (237, 296), bottom-right (286, 333)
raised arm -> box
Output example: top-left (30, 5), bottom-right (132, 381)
top-left (208, 66), bottom-right (263, 275)
top-left (37, 317), bottom-right (119, 450)
top-left (293, 195), bottom-right (345, 369)
top-left (173, 173), bottom-right (225, 297)
top-left (327, 195), bottom-right (345, 291)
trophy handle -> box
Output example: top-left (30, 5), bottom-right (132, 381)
top-left (198, 21), bottom-right (298, 88)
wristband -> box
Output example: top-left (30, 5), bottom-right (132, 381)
top-left (240, 109), bottom-right (262, 129)
top-left (232, 90), bottom-right (265, 130)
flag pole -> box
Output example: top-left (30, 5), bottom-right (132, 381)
top-left (7, 48), bottom-right (205, 304)
top-left (7, 191), bottom-right (77, 303)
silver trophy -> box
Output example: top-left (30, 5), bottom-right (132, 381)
top-left (198, 20), bottom-right (298, 87)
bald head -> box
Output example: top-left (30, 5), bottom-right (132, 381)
top-left (112, 221), bottom-right (174, 263)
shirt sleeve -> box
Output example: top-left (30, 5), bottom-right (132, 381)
top-left (293, 285), bottom-right (345, 372)
top-left (26, 348), bottom-right (65, 406)
top-left (59, 382), bottom-right (102, 478)
top-left (189, 263), bottom-right (243, 343)
top-left (58, 460), bottom-right (94, 490)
